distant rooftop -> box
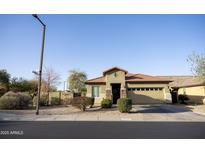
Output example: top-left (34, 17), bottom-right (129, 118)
top-left (157, 76), bottom-right (205, 88)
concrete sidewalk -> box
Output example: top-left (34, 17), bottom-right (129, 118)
top-left (0, 104), bottom-right (205, 121)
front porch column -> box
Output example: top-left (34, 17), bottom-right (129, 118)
top-left (120, 88), bottom-right (127, 98)
top-left (106, 89), bottom-right (112, 100)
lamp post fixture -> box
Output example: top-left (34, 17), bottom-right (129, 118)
top-left (32, 14), bottom-right (46, 115)
top-left (63, 81), bottom-right (67, 91)
top-left (32, 71), bottom-right (39, 76)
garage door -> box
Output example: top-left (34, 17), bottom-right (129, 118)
top-left (127, 87), bottom-right (165, 104)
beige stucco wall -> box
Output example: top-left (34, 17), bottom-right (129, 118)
top-left (86, 70), bottom-right (126, 105)
top-left (127, 83), bottom-right (171, 104)
top-left (86, 84), bottom-right (106, 105)
top-left (105, 70), bottom-right (126, 89)
top-left (86, 70), bottom-right (171, 105)
top-left (178, 86), bottom-right (205, 104)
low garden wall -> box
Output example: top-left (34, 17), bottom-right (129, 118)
top-left (49, 91), bottom-right (74, 105)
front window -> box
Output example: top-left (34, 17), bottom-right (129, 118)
top-left (92, 86), bottom-right (100, 97)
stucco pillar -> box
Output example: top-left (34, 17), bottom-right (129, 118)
top-left (106, 89), bottom-right (112, 100)
top-left (121, 88), bottom-right (127, 98)
top-left (120, 84), bottom-right (127, 98)
top-left (203, 98), bottom-right (205, 104)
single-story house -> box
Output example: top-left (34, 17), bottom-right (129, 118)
top-left (158, 76), bottom-right (205, 104)
top-left (85, 67), bottom-right (173, 105)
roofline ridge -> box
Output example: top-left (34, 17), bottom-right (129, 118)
top-left (103, 66), bottom-right (128, 75)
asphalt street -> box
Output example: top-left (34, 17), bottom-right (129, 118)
top-left (0, 121), bottom-right (205, 139)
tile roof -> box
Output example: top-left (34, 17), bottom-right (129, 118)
top-left (85, 67), bottom-right (172, 84)
top-left (126, 74), bottom-right (172, 83)
top-left (85, 67), bottom-right (205, 87)
top-left (85, 76), bottom-right (105, 84)
top-left (157, 76), bottom-right (205, 88)
top-left (103, 67), bottom-right (128, 76)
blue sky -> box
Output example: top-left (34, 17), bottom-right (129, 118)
top-left (1, 14), bottom-right (205, 90)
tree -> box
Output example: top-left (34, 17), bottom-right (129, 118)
top-left (10, 77), bottom-right (27, 92)
top-left (28, 80), bottom-right (38, 98)
top-left (187, 52), bottom-right (205, 79)
top-left (43, 67), bottom-right (61, 105)
top-left (0, 69), bottom-right (10, 91)
top-left (68, 69), bottom-right (87, 93)
top-left (9, 77), bottom-right (38, 98)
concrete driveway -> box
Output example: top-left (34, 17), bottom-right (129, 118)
top-left (0, 104), bottom-right (205, 121)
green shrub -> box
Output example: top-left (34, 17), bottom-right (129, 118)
top-left (18, 92), bottom-right (33, 108)
top-left (0, 91), bottom-right (32, 109)
top-left (0, 92), bottom-right (18, 109)
top-left (50, 97), bottom-right (61, 105)
top-left (101, 99), bottom-right (112, 108)
top-left (0, 85), bottom-right (7, 97)
top-left (71, 97), bottom-right (94, 111)
top-left (178, 94), bottom-right (189, 104)
top-left (33, 94), bottom-right (48, 106)
top-left (117, 98), bottom-right (132, 113)
top-left (86, 97), bottom-right (94, 108)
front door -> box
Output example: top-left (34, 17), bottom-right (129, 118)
top-left (112, 84), bottom-right (121, 104)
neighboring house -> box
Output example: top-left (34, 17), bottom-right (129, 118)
top-left (158, 76), bottom-right (205, 104)
top-left (85, 67), bottom-right (172, 105)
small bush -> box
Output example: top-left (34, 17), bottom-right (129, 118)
top-left (0, 92), bottom-right (18, 109)
top-left (0, 91), bottom-right (32, 110)
top-left (101, 99), bottom-right (112, 108)
top-left (33, 94), bottom-right (48, 106)
top-left (178, 94), bottom-right (189, 104)
top-left (117, 98), bottom-right (132, 113)
top-left (86, 97), bottom-right (94, 108)
top-left (0, 86), bottom-right (7, 97)
top-left (50, 97), bottom-right (61, 106)
top-left (71, 97), bottom-right (94, 111)
top-left (18, 92), bottom-right (33, 108)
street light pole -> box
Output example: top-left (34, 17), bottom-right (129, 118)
top-left (64, 81), bottom-right (66, 91)
top-left (32, 14), bottom-right (46, 115)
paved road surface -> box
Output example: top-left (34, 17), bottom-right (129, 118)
top-left (0, 121), bottom-right (205, 139)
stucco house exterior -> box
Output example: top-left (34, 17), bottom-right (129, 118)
top-left (85, 67), bottom-right (172, 105)
top-left (158, 76), bottom-right (205, 104)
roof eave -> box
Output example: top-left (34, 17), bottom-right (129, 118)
top-left (85, 82), bottom-right (106, 85)
top-left (126, 80), bottom-right (172, 83)
top-left (103, 67), bottom-right (128, 76)
top-left (171, 82), bottom-right (205, 89)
